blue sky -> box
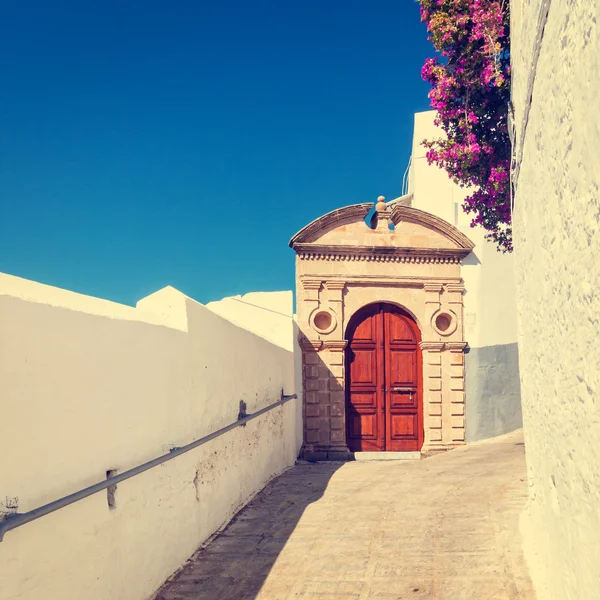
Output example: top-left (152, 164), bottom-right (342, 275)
top-left (0, 1), bottom-right (432, 306)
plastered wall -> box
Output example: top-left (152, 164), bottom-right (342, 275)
top-left (205, 290), bottom-right (303, 456)
top-left (410, 111), bottom-right (522, 441)
top-left (206, 290), bottom-right (294, 351)
top-left (511, 1), bottom-right (600, 598)
top-left (0, 273), bottom-right (298, 600)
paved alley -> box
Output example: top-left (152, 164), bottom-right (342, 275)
top-left (154, 430), bottom-right (535, 600)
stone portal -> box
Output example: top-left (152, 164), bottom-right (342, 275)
top-left (289, 196), bottom-right (475, 460)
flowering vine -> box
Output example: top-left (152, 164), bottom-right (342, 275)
top-left (419, 0), bottom-right (512, 251)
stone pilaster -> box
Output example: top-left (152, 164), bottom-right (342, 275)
top-left (325, 281), bottom-right (345, 332)
top-left (299, 338), bottom-right (324, 459)
top-left (423, 284), bottom-right (443, 332)
top-left (301, 280), bottom-right (322, 315)
top-left (445, 283), bottom-right (465, 307)
top-left (322, 340), bottom-right (349, 459)
top-left (300, 336), bottom-right (349, 461)
top-left (420, 341), bottom-right (444, 451)
top-left (445, 283), bottom-right (465, 336)
top-left (446, 342), bottom-right (468, 444)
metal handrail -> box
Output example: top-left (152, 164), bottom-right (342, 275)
top-left (0, 391), bottom-right (297, 542)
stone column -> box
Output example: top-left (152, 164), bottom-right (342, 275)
top-left (420, 341), bottom-right (445, 453)
top-left (446, 341), bottom-right (468, 444)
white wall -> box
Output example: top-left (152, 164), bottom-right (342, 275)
top-left (511, 1), bottom-right (600, 598)
top-left (205, 290), bottom-right (303, 456)
top-left (410, 111), bottom-right (522, 441)
top-left (206, 290), bottom-right (294, 351)
top-left (409, 111), bottom-right (456, 225)
top-left (410, 111), bottom-right (519, 348)
top-left (0, 273), bottom-right (298, 600)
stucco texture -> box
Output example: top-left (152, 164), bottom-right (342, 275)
top-left (511, 1), bottom-right (600, 598)
top-left (411, 111), bottom-right (522, 443)
top-left (0, 274), bottom-right (299, 600)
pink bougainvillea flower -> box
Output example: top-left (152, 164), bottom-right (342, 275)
top-left (419, 0), bottom-right (512, 252)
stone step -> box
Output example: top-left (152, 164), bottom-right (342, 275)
top-left (351, 451), bottom-right (422, 461)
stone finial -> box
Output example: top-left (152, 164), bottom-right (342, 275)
top-left (373, 196), bottom-right (389, 231)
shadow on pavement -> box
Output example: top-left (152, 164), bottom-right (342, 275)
top-left (153, 463), bottom-right (343, 600)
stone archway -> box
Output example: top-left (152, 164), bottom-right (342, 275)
top-left (290, 196), bottom-right (474, 461)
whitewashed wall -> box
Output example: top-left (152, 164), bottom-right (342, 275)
top-left (410, 111), bottom-right (522, 441)
top-left (0, 273), bottom-right (298, 600)
top-left (206, 290), bottom-right (294, 351)
top-left (205, 291), bottom-right (303, 456)
top-left (511, 1), bottom-right (600, 599)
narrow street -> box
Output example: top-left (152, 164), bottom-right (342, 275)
top-left (155, 430), bottom-right (535, 600)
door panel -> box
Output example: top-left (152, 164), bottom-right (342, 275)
top-left (348, 392), bottom-right (378, 407)
top-left (352, 317), bottom-right (377, 342)
top-left (348, 411), bottom-right (378, 439)
top-left (388, 315), bottom-right (417, 343)
top-left (349, 350), bottom-right (377, 384)
top-left (389, 391), bottom-right (418, 408)
top-left (390, 414), bottom-right (418, 438)
top-left (346, 303), bottom-right (423, 453)
top-left (388, 349), bottom-right (417, 386)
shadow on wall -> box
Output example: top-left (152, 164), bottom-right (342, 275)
top-left (152, 299), bottom-right (362, 600)
top-left (153, 463), bottom-right (342, 600)
top-left (461, 251), bottom-right (482, 266)
top-left (292, 319), bottom-right (304, 458)
top-left (298, 339), bottom-right (351, 461)
top-left (152, 334), bottom-right (346, 599)
top-left (465, 343), bottom-right (523, 442)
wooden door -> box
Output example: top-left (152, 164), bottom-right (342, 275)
top-left (346, 303), bottom-right (422, 452)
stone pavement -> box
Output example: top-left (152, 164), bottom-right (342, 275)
top-left (154, 430), bottom-right (535, 600)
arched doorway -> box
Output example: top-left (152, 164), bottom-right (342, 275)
top-left (345, 303), bottom-right (423, 452)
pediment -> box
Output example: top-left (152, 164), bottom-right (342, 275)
top-left (289, 203), bottom-right (474, 258)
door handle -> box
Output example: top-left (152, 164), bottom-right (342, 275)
top-left (386, 387), bottom-right (415, 403)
